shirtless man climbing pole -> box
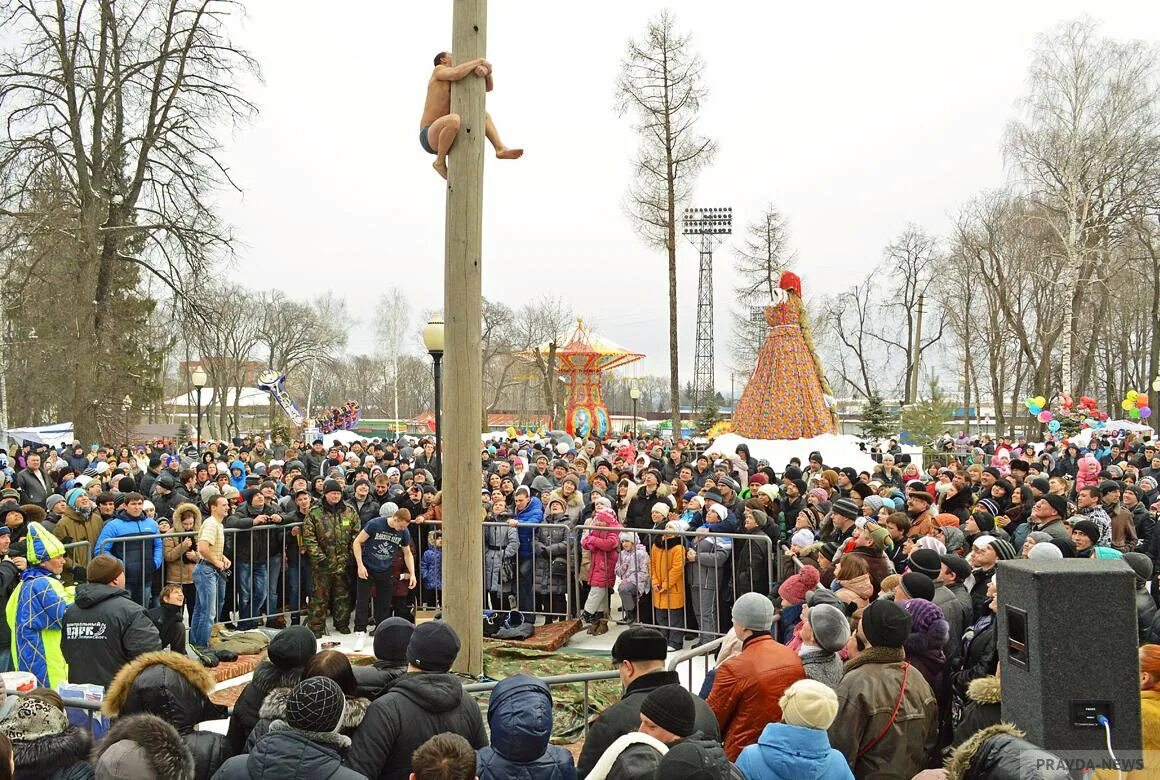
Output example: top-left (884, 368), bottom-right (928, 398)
top-left (420, 51), bottom-right (523, 179)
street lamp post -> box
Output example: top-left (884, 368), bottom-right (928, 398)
top-left (630, 383), bottom-right (641, 441)
top-left (422, 315), bottom-right (445, 483)
top-left (191, 366), bottom-right (208, 452)
top-left (121, 395), bottom-right (132, 445)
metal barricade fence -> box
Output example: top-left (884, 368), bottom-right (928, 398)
top-left (480, 521), bottom-right (574, 622)
top-left (90, 523), bottom-right (308, 628)
top-left (576, 524), bottom-right (777, 642)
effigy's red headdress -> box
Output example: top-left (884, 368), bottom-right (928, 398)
top-left (779, 271), bottom-right (802, 297)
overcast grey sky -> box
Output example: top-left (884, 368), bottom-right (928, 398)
top-left (218, 1), bottom-right (1160, 384)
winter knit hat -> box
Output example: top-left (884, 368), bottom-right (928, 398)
top-left (777, 566), bottom-right (820, 605)
top-left (1123, 552), bottom-right (1153, 584)
top-left (24, 522), bottom-right (64, 565)
top-left (790, 529), bottom-right (815, 548)
top-left (731, 592), bottom-right (776, 632)
top-left (808, 488), bottom-right (829, 504)
top-left (807, 603), bottom-right (850, 653)
top-left (864, 495), bottom-right (886, 514)
top-left (832, 498), bottom-right (859, 520)
top-left (87, 555), bottom-right (125, 585)
top-left (657, 739), bottom-right (736, 779)
top-left (899, 572), bottom-right (935, 601)
top-left (935, 513), bottom-right (961, 528)
top-left (901, 598), bottom-right (949, 645)
top-left (863, 522), bottom-right (891, 552)
top-left (407, 620), bottom-right (461, 672)
top-left (779, 679), bottom-right (839, 730)
top-left (1028, 542), bottom-right (1064, 560)
top-left (285, 676), bottom-right (346, 734)
top-left (322, 478), bottom-right (342, 494)
top-left (907, 549), bottom-right (942, 579)
top-left (914, 536), bottom-right (947, 555)
top-left (640, 684), bottom-right (696, 738)
top-left (974, 535), bottom-right (1018, 561)
top-left (379, 502), bottom-right (399, 518)
top-left (44, 494), bottom-right (65, 512)
top-left (65, 487), bottom-right (86, 509)
top-left (651, 502), bottom-right (672, 516)
top-left (374, 617), bottom-right (415, 664)
top-left (0, 695), bottom-right (68, 741)
top-left (267, 625), bottom-right (317, 669)
top-left (1071, 520), bottom-right (1100, 545)
top-left (861, 599), bottom-right (911, 649)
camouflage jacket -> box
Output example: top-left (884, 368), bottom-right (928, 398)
top-left (302, 501), bottom-right (360, 571)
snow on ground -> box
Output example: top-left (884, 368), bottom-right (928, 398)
top-left (705, 432), bottom-right (881, 474)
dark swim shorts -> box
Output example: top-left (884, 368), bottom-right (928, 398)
top-left (419, 125), bottom-right (435, 155)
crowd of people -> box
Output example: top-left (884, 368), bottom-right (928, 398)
top-left (0, 426), bottom-right (1157, 777)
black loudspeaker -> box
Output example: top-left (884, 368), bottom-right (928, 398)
top-left (998, 558), bottom-right (1142, 759)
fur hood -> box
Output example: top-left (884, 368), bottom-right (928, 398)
top-left (171, 502), bottom-right (202, 528)
top-left (944, 722), bottom-right (1023, 780)
top-left (258, 688), bottom-right (370, 732)
top-left (91, 713), bottom-right (195, 779)
top-left (13, 725), bottom-right (92, 777)
top-left (103, 650), bottom-right (215, 717)
top-left (967, 675), bottom-right (1001, 705)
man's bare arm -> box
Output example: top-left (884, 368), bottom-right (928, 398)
top-left (434, 58), bottom-right (487, 82)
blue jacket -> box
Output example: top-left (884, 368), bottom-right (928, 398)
top-left (477, 674), bottom-right (576, 780)
top-left (514, 496), bottom-right (544, 560)
top-left (7, 566), bottom-right (73, 688)
top-left (229, 459), bottom-right (247, 492)
top-left (737, 722), bottom-right (853, 780)
top-left (421, 547), bottom-right (443, 590)
top-left (95, 511), bottom-right (162, 579)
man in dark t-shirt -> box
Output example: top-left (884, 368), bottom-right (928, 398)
top-left (352, 508), bottom-right (417, 648)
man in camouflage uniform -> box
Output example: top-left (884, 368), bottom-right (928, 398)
top-left (302, 479), bottom-right (360, 637)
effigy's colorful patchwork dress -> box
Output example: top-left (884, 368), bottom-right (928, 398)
top-left (732, 296), bottom-right (837, 440)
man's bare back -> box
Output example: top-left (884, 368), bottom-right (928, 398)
top-left (419, 51), bottom-right (523, 179)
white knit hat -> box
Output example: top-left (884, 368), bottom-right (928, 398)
top-left (780, 679), bottom-right (839, 730)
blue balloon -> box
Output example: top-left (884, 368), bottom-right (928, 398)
top-left (1048, 419), bottom-right (1061, 432)
top-left (1028, 404), bottom-right (1042, 415)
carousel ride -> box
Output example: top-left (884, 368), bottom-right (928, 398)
top-left (525, 320), bottom-right (643, 439)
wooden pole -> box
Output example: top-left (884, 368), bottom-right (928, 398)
top-left (910, 293), bottom-right (925, 403)
top-left (443, 0), bottom-right (486, 677)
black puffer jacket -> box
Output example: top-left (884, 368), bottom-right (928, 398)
top-left (946, 723), bottom-right (1069, 780)
top-left (352, 661), bottom-right (406, 700)
top-left (226, 659), bottom-right (305, 755)
top-left (214, 722), bottom-right (366, 780)
top-left (60, 582), bottom-right (162, 686)
top-left (102, 650), bottom-right (232, 780)
top-left (348, 672), bottom-right (488, 780)
top-left (10, 725), bottom-right (93, 780)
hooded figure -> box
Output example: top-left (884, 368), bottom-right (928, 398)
top-left (92, 712), bottom-right (195, 780)
top-left (102, 650), bottom-right (232, 780)
top-left (476, 674), bottom-right (577, 780)
top-left (352, 617), bottom-right (414, 700)
top-left (226, 625), bottom-right (316, 754)
top-left (229, 459), bottom-right (247, 492)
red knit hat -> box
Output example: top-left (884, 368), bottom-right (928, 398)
top-left (777, 565), bottom-right (820, 605)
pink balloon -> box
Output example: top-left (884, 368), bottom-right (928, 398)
top-left (1037, 410), bottom-right (1052, 423)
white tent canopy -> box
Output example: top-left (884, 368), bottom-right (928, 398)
top-left (165, 387), bottom-right (270, 408)
top-left (1, 422), bottom-right (75, 446)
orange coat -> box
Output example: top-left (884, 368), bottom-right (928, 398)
top-left (650, 537), bottom-right (685, 610)
top-left (708, 633), bottom-right (806, 761)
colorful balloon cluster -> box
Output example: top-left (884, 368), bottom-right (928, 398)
top-left (1120, 390), bottom-right (1152, 420)
top-left (1025, 393), bottom-right (1110, 435)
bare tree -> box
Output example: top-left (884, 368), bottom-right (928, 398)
top-left (0, 0), bottom-right (258, 439)
top-left (873, 225), bottom-right (946, 404)
top-left (373, 286), bottom-right (412, 426)
top-left (729, 203), bottom-right (794, 372)
top-left (1005, 18), bottom-right (1160, 391)
top-left (820, 284), bottom-right (882, 401)
top-left (615, 10), bottom-right (717, 435)
top-left (512, 298), bottom-right (572, 426)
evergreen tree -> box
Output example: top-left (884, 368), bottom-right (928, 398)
top-left (177, 422), bottom-right (192, 444)
top-left (860, 393), bottom-right (898, 440)
top-left (696, 393), bottom-right (721, 434)
top-left (900, 383), bottom-right (955, 447)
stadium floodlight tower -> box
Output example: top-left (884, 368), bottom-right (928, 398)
top-left (683, 206), bottom-right (732, 412)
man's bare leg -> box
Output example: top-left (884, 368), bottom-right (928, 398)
top-left (484, 112), bottom-right (523, 160)
top-left (429, 113), bottom-right (461, 179)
